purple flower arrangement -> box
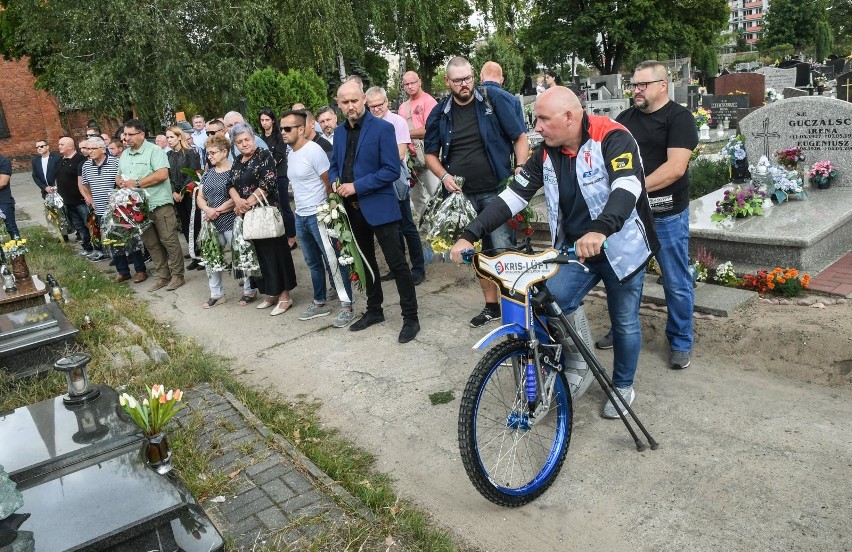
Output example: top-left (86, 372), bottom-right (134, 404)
top-left (710, 184), bottom-right (766, 222)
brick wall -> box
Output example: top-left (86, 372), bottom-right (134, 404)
top-left (0, 57), bottom-right (118, 171)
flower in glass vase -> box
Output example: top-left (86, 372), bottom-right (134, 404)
top-left (119, 384), bottom-right (185, 437)
top-left (808, 160), bottom-right (838, 189)
top-left (774, 147), bottom-right (805, 170)
top-left (2, 238), bottom-right (28, 258)
top-left (710, 184), bottom-right (766, 222)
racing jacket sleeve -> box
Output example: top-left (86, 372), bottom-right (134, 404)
top-left (588, 129), bottom-right (645, 237)
top-left (461, 144), bottom-right (545, 243)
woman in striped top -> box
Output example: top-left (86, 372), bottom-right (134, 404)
top-left (196, 134), bottom-right (256, 308)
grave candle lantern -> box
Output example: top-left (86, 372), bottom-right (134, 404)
top-left (54, 353), bottom-right (101, 406)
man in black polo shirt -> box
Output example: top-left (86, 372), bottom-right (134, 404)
top-left (613, 60), bottom-right (698, 370)
top-left (56, 136), bottom-right (93, 254)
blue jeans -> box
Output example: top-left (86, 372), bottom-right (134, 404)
top-left (0, 203), bottom-right (19, 238)
top-left (548, 255), bottom-right (646, 388)
top-left (65, 204), bottom-right (92, 251)
top-left (397, 200), bottom-right (425, 277)
top-left (465, 191), bottom-right (514, 253)
top-left (295, 213), bottom-right (352, 306)
top-left (654, 208), bottom-right (694, 352)
top-left (114, 250), bottom-right (146, 277)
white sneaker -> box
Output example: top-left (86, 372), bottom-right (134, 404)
top-left (602, 386), bottom-right (635, 419)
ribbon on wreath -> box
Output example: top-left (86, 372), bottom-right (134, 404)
top-left (316, 220), bottom-right (354, 304)
top-left (188, 183), bottom-right (202, 260)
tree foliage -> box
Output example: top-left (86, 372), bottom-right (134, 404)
top-left (246, 67), bottom-right (328, 123)
top-left (0, 0), bottom-right (360, 124)
top-left (827, 0), bottom-right (852, 54)
top-left (471, 34), bottom-right (525, 94)
top-left (523, 0), bottom-right (727, 75)
top-left (762, 0), bottom-right (833, 56)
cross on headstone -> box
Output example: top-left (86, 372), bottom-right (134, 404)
top-left (751, 117), bottom-right (780, 159)
top-left (842, 81), bottom-right (852, 102)
top-left (688, 89), bottom-right (699, 110)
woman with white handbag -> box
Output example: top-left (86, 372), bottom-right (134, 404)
top-left (227, 123), bottom-right (297, 316)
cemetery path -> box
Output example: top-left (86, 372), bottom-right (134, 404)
top-left (12, 173), bottom-right (852, 551)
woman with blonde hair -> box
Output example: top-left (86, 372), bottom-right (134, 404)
top-left (165, 124), bottom-right (202, 268)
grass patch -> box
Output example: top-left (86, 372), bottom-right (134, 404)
top-left (1, 227), bottom-right (476, 552)
top-left (429, 391), bottom-right (455, 405)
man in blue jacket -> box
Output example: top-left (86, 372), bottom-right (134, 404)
top-left (425, 56), bottom-right (529, 328)
top-left (329, 79), bottom-right (420, 343)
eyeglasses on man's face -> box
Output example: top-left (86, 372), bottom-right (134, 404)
top-left (206, 129), bottom-right (222, 136)
top-left (36, 144), bottom-right (47, 149)
top-left (449, 75), bottom-right (473, 86)
top-left (124, 130), bottom-right (143, 137)
top-left (280, 125), bottom-right (304, 134)
top-left (402, 80), bottom-right (420, 87)
top-left (629, 80), bottom-right (664, 92)
top-left (367, 100), bottom-right (386, 111)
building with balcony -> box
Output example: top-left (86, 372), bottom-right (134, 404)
top-left (729, 0), bottom-right (769, 44)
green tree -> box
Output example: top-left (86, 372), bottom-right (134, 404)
top-left (827, 0), bottom-right (852, 54)
top-left (523, 0), bottom-right (727, 75)
top-left (471, 34), bottom-right (525, 93)
top-left (761, 0), bottom-right (832, 57)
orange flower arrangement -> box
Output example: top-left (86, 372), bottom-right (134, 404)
top-left (742, 267), bottom-right (809, 297)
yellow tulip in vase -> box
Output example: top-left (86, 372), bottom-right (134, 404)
top-left (119, 385), bottom-right (185, 474)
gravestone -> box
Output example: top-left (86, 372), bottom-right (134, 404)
top-left (587, 86), bottom-right (612, 102)
top-left (687, 86), bottom-right (700, 110)
top-left (828, 58), bottom-right (850, 78)
top-left (783, 87), bottom-right (808, 98)
top-left (755, 67), bottom-right (797, 92)
top-left (714, 72), bottom-right (765, 108)
top-left (835, 72), bottom-right (852, 103)
top-left (813, 65), bottom-right (835, 80)
top-left (778, 60), bottom-right (812, 87)
top-left (585, 99), bottom-right (630, 121)
top-left (702, 94), bottom-right (749, 129)
top-left (587, 75), bottom-right (623, 99)
top-left (674, 86), bottom-right (688, 106)
top-left (0, 302), bottom-right (77, 380)
top-left (739, 96), bottom-right (852, 187)
top-left (0, 385), bottom-right (224, 551)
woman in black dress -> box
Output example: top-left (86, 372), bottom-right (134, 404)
top-left (227, 123), bottom-right (297, 316)
top-left (258, 108), bottom-right (297, 250)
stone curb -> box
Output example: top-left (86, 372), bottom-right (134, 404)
top-left (220, 389), bottom-right (375, 522)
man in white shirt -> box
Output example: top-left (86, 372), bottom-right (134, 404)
top-left (190, 114), bottom-right (208, 151)
top-left (280, 109), bottom-right (354, 328)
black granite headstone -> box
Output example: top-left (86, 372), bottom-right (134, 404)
top-left (836, 72), bottom-right (852, 103)
top-left (0, 386), bottom-right (224, 551)
top-left (687, 86), bottom-right (700, 110)
top-left (702, 94), bottom-right (749, 129)
top-left (778, 60), bottom-right (812, 87)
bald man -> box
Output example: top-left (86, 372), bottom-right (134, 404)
top-left (56, 136), bottom-right (92, 252)
top-left (479, 60), bottom-right (527, 137)
top-left (328, 80), bottom-right (420, 343)
top-left (450, 86), bottom-right (659, 419)
top-left (397, 70), bottom-right (439, 218)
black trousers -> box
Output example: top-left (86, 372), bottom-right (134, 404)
top-left (176, 193), bottom-right (201, 253)
top-left (345, 200), bottom-right (418, 321)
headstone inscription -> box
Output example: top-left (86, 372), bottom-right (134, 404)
top-left (702, 95), bottom-right (749, 129)
top-left (739, 96), bottom-right (852, 187)
top-left (755, 67), bottom-right (797, 92)
top-left (714, 72), bottom-right (766, 108)
top-left (835, 72), bottom-right (852, 103)
top-left (778, 60), bottom-right (812, 87)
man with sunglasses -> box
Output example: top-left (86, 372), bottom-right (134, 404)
top-left (424, 56), bottom-right (529, 328)
top-left (608, 60), bottom-right (698, 371)
top-left (32, 140), bottom-right (60, 199)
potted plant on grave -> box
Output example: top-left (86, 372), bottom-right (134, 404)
top-left (721, 134), bottom-right (750, 183)
top-left (119, 385), bottom-right (185, 474)
top-left (814, 76), bottom-right (826, 95)
top-left (710, 184), bottom-right (766, 222)
top-left (775, 147), bottom-right (805, 171)
top-left (768, 166), bottom-right (807, 203)
top-left (808, 161), bottom-right (838, 189)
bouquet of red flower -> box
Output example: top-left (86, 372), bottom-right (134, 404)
top-left (100, 188), bottom-right (152, 253)
top-left (87, 211), bottom-right (102, 250)
top-left (775, 147), bottom-right (805, 170)
top-left (507, 205), bottom-right (538, 237)
top-left (179, 168), bottom-right (202, 196)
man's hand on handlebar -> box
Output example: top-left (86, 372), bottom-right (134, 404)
top-left (574, 231), bottom-right (607, 262)
top-left (450, 239), bottom-right (474, 264)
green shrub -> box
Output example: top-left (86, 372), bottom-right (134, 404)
top-left (689, 157), bottom-right (730, 199)
top-left (246, 67), bottom-right (328, 123)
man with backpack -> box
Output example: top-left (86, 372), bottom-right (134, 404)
top-left (424, 56), bottom-right (529, 327)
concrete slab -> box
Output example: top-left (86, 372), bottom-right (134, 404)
top-left (639, 274), bottom-right (758, 317)
top-left (689, 186), bottom-right (852, 273)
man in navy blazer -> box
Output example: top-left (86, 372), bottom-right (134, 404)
top-left (32, 139), bottom-right (60, 198)
top-left (329, 79), bottom-right (420, 343)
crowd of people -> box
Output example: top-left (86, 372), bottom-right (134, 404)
top-left (0, 57), bottom-right (697, 415)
